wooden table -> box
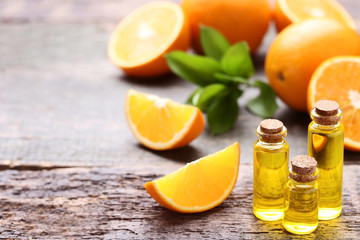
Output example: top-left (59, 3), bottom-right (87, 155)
top-left (1, 0), bottom-right (359, 238)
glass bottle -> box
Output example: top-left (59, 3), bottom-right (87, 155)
top-left (283, 155), bottom-right (319, 235)
top-left (253, 119), bottom-right (289, 221)
top-left (308, 100), bottom-right (344, 220)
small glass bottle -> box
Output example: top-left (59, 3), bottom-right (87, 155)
top-left (308, 100), bottom-right (344, 220)
top-left (283, 155), bottom-right (319, 235)
top-left (253, 119), bottom-right (289, 221)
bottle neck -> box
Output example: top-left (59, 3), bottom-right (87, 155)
top-left (289, 168), bottom-right (319, 185)
top-left (257, 139), bottom-right (285, 149)
top-left (310, 108), bottom-right (342, 129)
top-left (256, 126), bottom-right (287, 144)
top-left (311, 121), bottom-right (340, 130)
top-left (289, 178), bottom-right (317, 188)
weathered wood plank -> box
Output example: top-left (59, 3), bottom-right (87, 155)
top-left (0, 164), bottom-right (359, 239)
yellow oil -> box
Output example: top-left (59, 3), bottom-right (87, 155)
top-left (253, 141), bottom-right (289, 221)
top-left (283, 177), bottom-right (319, 234)
top-left (308, 122), bottom-right (344, 220)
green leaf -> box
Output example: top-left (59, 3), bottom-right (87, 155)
top-left (186, 88), bottom-right (203, 105)
top-left (195, 83), bottom-right (229, 111)
top-left (214, 72), bottom-right (249, 85)
top-left (200, 26), bottom-right (230, 61)
top-left (165, 51), bottom-right (221, 86)
top-left (220, 42), bottom-right (254, 78)
top-left (231, 87), bottom-right (244, 99)
top-left (247, 80), bottom-right (278, 118)
top-left (207, 92), bottom-right (239, 134)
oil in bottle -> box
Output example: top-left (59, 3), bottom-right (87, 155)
top-left (253, 119), bottom-right (289, 221)
top-left (308, 100), bottom-right (344, 220)
top-left (283, 155), bottom-right (319, 235)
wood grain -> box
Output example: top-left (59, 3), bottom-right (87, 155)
top-left (0, 0), bottom-right (360, 238)
top-left (0, 164), bottom-right (359, 239)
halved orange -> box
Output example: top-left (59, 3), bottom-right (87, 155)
top-left (145, 142), bottom-right (240, 213)
top-left (308, 56), bottom-right (360, 151)
top-left (125, 89), bottom-right (204, 150)
top-left (108, 1), bottom-right (190, 77)
top-left (274, 0), bottom-right (357, 32)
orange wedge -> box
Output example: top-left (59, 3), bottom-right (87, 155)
top-left (145, 142), bottom-right (240, 213)
top-left (125, 89), bottom-right (204, 150)
top-left (274, 0), bottom-right (357, 32)
top-left (108, 1), bottom-right (190, 77)
top-left (308, 56), bottom-right (360, 151)
top-left (313, 134), bottom-right (327, 152)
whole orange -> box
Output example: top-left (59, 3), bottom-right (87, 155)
top-left (181, 0), bottom-right (271, 54)
top-left (265, 18), bottom-right (360, 112)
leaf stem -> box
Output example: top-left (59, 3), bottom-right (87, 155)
top-left (214, 72), bottom-right (250, 85)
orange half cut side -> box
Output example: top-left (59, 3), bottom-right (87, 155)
top-left (108, 1), bottom-right (190, 77)
top-left (275, 0), bottom-right (356, 32)
top-left (308, 56), bottom-right (360, 151)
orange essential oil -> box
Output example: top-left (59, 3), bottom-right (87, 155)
top-left (253, 119), bottom-right (289, 221)
top-left (308, 100), bottom-right (344, 220)
top-left (283, 155), bottom-right (319, 235)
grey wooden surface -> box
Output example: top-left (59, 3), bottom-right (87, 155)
top-left (1, 164), bottom-right (360, 239)
top-left (0, 0), bottom-right (360, 239)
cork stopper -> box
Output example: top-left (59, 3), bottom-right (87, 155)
top-left (290, 155), bottom-right (318, 182)
top-left (257, 119), bottom-right (286, 143)
top-left (260, 119), bottom-right (283, 134)
top-left (312, 100), bottom-right (341, 125)
top-left (315, 100), bottom-right (339, 116)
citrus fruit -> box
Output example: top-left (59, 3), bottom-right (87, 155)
top-left (274, 0), bottom-right (357, 32)
top-left (181, 0), bottom-right (271, 54)
top-left (312, 134), bottom-right (327, 153)
top-left (144, 142), bottom-right (240, 213)
top-left (308, 56), bottom-right (360, 151)
top-left (125, 89), bottom-right (204, 150)
top-left (265, 18), bottom-right (360, 112)
top-left (108, 1), bottom-right (190, 77)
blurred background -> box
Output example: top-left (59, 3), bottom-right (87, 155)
top-left (0, 0), bottom-right (359, 168)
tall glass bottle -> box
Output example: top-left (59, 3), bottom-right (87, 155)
top-left (308, 100), bottom-right (344, 220)
top-left (253, 119), bottom-right (289, 221)
top-left (283, 155), bottom-right (319, 235)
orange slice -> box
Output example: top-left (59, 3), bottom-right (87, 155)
top-left (274, 0), bottom-right (356, 32)
top-left (313, 134), bottom-right (327, 152)
top-left (145, 142), bottom-right (240, 213)
top-left (308, 56), bottom-right (360, 151)
top-left (125, 89), bottom-right (204, 150)
top-left (108, 1), bottom-right (190, 77)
